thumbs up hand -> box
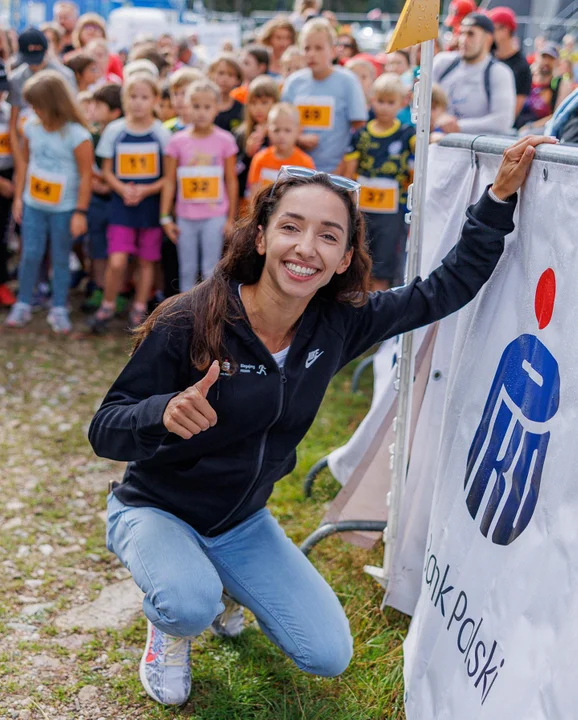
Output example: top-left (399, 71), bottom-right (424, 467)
top-left (163, 361), bottom-right (220, 440)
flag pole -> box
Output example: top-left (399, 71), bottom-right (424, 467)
top-left (382, 37), bottom-right (435, 602)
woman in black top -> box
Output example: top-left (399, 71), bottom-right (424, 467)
top-left (89, 136), bottom-right (549, 708)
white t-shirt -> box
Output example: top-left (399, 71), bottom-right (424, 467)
top-left (433, 52), bottom-right (516, 134)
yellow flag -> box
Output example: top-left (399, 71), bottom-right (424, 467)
top-left (387, 0), bottom-right (440, 53)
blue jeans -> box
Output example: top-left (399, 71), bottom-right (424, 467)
top-left (176, 215), bottom-right (226, 290)
top-left (106, 493), bottom-right (353, 677)
top-left (18, 204), bottom-right (74, 307)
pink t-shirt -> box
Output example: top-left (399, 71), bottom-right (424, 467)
top-left (164, 126), bottom-right (238, 220)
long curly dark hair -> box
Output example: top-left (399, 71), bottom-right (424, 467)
top-left (133, 174), bottom-right (372, 370)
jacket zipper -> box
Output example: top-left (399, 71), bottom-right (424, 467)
top-left (205, 366), bottom-right (287, 536)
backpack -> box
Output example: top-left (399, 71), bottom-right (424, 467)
top-left (438, 56), bottom-right (496, 107)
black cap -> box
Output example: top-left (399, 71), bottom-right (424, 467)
top-left (461, 12), bottom-right (495, 35)
top-left (18, 27), bottom-right (48, 66)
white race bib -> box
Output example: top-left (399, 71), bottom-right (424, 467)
top-left (116, 142), bottom-right (160, 180)
top-left (28, 167), bottom-right (67, 206)
top-left (177, 165), bottom-right (223, 203)
top-left (357, 176), bottom-right (400, 214)
top-left (295, 96), bottom-right (335, 131)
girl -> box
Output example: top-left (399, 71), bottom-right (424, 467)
top-left (89, 135), bottom-right (548, 709)
top-left (86, 38), bottom-right (123, 85)
top-left (161, 79), bottom-right (238, 291)
top-left (89, 72), bottom-right (171, 333)
top-left (65, 52), bottom-right (101, 92)
top-left (67, 13), bottom-right (124, 81)
top-left (209, 54), bottom-right (244, 135)
top-left (5, 71), bottom-right (92, 333)
top-left (280, 45), bottom-right (307, 79)
top-left (259, 17), bottom-right (297, 77)
top-left (235, 76), bottom-right (279, 209)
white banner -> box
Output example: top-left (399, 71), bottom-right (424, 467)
top-left (404, 146), bottom-right (578, 718)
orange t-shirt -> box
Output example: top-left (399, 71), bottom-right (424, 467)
top-left (230, 85), bottom-right (249, 105)
top-left (248, 146), bottom-right (316, 190)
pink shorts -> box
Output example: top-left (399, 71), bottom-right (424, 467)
top-left (107, 225), bottom-right (163, 262)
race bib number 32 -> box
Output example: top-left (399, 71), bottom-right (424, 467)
top-left (295, 96), bottom-right (335, 131)
top-left (116, 142), bottom-right (159, 180)
top-left (178, 166), bottom-right (223, 204)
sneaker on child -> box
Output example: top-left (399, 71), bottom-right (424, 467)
top-left (5, 301), bottom-right (32, 327)
top-left (47, 307), bottom-right (72, 334)
top-left (139, 620), bottom-right (192, 707)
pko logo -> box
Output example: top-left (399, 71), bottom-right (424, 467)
top-left (464, 269), bottom-right (560, 546)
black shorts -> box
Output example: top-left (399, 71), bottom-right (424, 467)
top-left (364, 210), bottom-right (408, 282)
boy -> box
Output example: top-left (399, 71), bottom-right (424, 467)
top-left (83, 83), bottom-right (123, 312)
top-left (231, 45), bottom-right (270, 105)
top-left (247, 102), bottom-right (315, 197)
top-left (345, 57), bottom-right (377, 112)
top-left (281, 18), bottom-right (368, 174)
top-left (164, 67), bottom-right (204, 134)
top-left (280, 45), bottom-right (307, 79)
top-left (344, 73), bottom-right (416, 291)
top-left (430, 83), bottom-right (449, 143)
top-left (157, 83), bottom-right (175, 123)
top-left (209, 53), bottom-right (244, 134)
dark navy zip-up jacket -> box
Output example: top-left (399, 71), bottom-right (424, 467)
top-left (89, 188), bottom-right (516, 537)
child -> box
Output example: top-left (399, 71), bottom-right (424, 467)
top-left (259, 17), bottom-right (297, 78)
top-left (77, 90), bottom-right (95, 124)
top-left (209, 54), bottom-right (244, 134)
top-left (164, 67), bottom-right (204, 134)
top-left (157, 83), bottom-right (175, 123)
top-left (65, 52), bottom-right (100, 92)
top-left (0, 65), bottom-right (16, 308)
top-left (430, 83), bottom-right (449, 143)
top-left (344, 73), bottom-right (415, 291)
top-left (89, 72), bottom-right (171, 332)
top-left (231, 45), bottom-right (270, 105)
top-left (234, 75), bottom-right (279, 208)
top-left (82, 83), bottom-right (123, 313)
top-left (281, 18), bottom-right (368, 174)
top-left (5, 71), bottom-right (93, 332)
top-left (345, 57), bottom-right (377, 112)
top-left (280, 45), bottom-right (307, 79)
top-left (247, 102), bottom-right (314, 197)
top-left (161, 79), bottom-right (237, 290)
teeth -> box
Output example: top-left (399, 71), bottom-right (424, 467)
top-left (285, 262), bottom-right (318, 277)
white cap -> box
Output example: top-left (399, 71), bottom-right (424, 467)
top-left (124, 59), bottom-right (159, 79)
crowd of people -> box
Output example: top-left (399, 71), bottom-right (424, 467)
top-left (0, 0), bottom-right (576, 334)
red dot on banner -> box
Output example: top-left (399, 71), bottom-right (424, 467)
top-left (535, 269), bottom-right (556, 330)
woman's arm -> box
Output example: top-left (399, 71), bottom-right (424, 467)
top-left (339, 136), bottom-right (556, 364)
top-left (88, 322), bottom-right (190, 462)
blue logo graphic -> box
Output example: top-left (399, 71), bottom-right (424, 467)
top-left (464, 334), bottom-right (560, 546)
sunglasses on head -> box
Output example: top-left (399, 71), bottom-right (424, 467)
top-left (270, 166), bottom-right (361, 207)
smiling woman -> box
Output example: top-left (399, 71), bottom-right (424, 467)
top-left (88, 139), bottom-right (550, 709)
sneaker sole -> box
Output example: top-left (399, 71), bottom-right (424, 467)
top-left (138, 622), bottom-right (190, 707)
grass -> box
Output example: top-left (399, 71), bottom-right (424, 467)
top-left (0, 313), bottom-right (407, 719)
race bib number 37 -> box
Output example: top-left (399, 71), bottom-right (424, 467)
top-left (295, 96), bottom-right (335, 131)
top-left (116, 142), bottom-right (159, 180)
top-left (358, 177), bottom-right (400, 214)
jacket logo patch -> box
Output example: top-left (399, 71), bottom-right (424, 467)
top-left (305, 349), bottom-right (324, 369)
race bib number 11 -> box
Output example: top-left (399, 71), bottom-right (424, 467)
top-left (116, 142), bottom-right (159, 180)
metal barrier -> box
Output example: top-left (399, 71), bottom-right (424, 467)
top-left (439, 133), bottom-right (578, 165)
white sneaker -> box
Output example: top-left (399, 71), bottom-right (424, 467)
top-left (47, 307), bottom-right (72, 334)
top-left (210, 593), bottom-right (245, 638)
top-left (5, 301), bottom-right (32, 327)
top-left (139, 620), bottom-right (192, 706)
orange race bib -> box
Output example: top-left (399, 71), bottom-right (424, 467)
top-left (358, 177), bottom-right (399, 214)
top-left (28, 168), bottom-right (66, 206)
top-left (178, 166), bottom-right (223, 203)
top-left (0, 129), bottom-right (10, 157)
top-left (116, 142), bottom-right (159, 180)
top-left (295, 96), bottom-right (334, 131)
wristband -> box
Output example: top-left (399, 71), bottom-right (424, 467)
top-left (160, 215), bottom-right (173, 226)
top-left (74, 208), bottom-right (88, 215)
